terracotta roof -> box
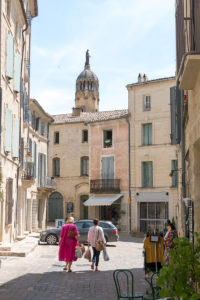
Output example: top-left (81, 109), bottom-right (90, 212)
top-left (126, 76), bottom-right (175, 88)
top-left (52, 109), bottom-right (129, 125)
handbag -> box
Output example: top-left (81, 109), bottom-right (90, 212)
top-left (75, 247), bottom-right (82, 258)
top-left (84, 247), bottom-right (92, 262)
top-left (68, 229), bottom-right (75, 238)
top-left (103, 247), bottom-right (110, 261)
top-left (80, 244), bottom-right (85, 255)
top-left (95, 228), bottom-right (105, 251)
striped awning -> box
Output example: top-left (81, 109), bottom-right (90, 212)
top-left (84, 194), bottom-right (122, 206)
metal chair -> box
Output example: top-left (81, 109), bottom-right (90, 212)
top-left (113, 269), bottom-right (144, 299)
top-left (143, 272), bottom-right (161, 300)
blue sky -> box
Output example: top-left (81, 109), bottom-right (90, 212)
top-left (31, 0), bottom-right (175, 115)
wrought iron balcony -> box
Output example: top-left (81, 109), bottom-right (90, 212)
top-left (90, 179), bottom-right (120, 193)
top-left (38, 177), bottom-right (56, 191)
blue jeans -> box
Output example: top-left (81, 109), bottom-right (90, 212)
top-left (92, 247), bottom-right (100, 266)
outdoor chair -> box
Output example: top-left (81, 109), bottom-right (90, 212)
top-left (143, 272), bottom-right (161, 300)
top-left (113, 269), bottom-right (144, 299)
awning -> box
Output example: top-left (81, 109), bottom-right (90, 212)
top-left (84, 194), bottom-right (123, 206)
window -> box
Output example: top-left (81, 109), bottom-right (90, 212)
top-left (142, 123), bottom-right (152, 145)
top-left (172, 160), bottom-right (178, 187)
top-left (82, 130), bottom-right (88, 143)
top-left (6, 178), bottom-right (13, 225)
top-left (53, 158), bottom-right (60, 177)
top-left (142, 161), bottom-right (153, 188)
top-left (103, 130), bottom-right (112, 148)
top-left (54, 132), bottom-right (59, 144)
top-left (144, 95), bottom-right (151, 111)
top-left (88, 82), bottom-right (93, 90)
top-left (140, 202), bottom-right (168, 233)
top-left (36, 117), bottom-right (40, 131)
top-left (41, 121), bottom-right (45, 136)
top-left (81, 156), bottom-right (89, 176)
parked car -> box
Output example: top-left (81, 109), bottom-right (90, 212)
top-left (39, 220), bottom-right (119, 245)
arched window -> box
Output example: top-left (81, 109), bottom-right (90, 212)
top-left (81, 156), bottom-right (89, 176)
top-left (53, 158), bottom-right (60, 177)
top-left (89, 82), bottom-right (92, 90)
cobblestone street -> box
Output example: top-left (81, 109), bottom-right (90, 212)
top-left (0, 235), bottom-right (147, 300)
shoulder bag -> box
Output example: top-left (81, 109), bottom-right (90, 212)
top-left (95, 228), bottom-right (105, 251)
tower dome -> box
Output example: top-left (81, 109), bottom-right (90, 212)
top-left (75, 50), bottom-right (99, 112)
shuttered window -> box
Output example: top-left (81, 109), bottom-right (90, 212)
top-left (53, 158), bottom-right (60, 176)
top-left (172, 160), bottom-right (178, 187)
top-left (36, 117), bottom-right (40, 131)
top-left (81, 157), bottom-right (89, 176)
top-left (5, 108), bottom-right (12, 152)
top-left (20, 138), bottom-right (24, 168)
top-left (41, 121), bottom-right (45, 136)
top-left (33, 142), bottom-right (37, 178)
top-left (142, 123), bottom-right (152, 145)
top-left (14, 52), bottom-right (21, 92)
top-left (82, 130), bottom-right (88, 143)
top-left (6, 33), bottom-right (14, 79)
top-left (32, 111), bottom-right (36, 129)
top-left (12, 119), bottom-right (19, 157)
top-left (142, 161), bottom-right (153, 188)
top-left (144, 96), bottom-right (151, 111)
top-left (54, 132), bottom-right (59, 144)
top-left (6, 178), bottom-right (13, 225)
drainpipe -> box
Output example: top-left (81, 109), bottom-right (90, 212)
top-left (126, 117), bottom-right (131, 233)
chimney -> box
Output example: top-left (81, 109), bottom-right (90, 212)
top-left (72, 107), bottom-right (82, 116)
top-left (138, 73), bottom-right (142, 83)
top-left (143, 74), bottom-right (148, 82)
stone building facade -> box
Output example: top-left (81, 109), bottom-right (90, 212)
top-left (0, 0), bottom-right (53, 244)
top-left (127, 76), bottom-right (179, 233)
top-left (175, 0), bottom-right (200, 239)
top-left (49, 52), bottom-right (130, 232)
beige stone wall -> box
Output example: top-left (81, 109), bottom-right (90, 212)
top-left (128, 78), bottom-right (179, 232)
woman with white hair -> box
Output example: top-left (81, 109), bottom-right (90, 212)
top-left (58, 216), bottom-right (79, 272)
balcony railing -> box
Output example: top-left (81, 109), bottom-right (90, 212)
top-left (90, 179), bottom-right (120, 193)
top-left (22, 173), bottom-right (34, 181)
top-left (38, 177), bottom-right (56, 190)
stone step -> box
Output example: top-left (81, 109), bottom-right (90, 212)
top-left (16, 236), bottom-right (26, 241)
top-left (0, 245), bottom-right (12, 251)
top-left (0, 237), bottom-right (38, 257)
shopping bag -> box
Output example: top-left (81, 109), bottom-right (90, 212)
top-left (95, 240), bottom-right (105, 251)
top-left (103, 247), bottom-right (110, 261)
top-left (84, 247), bottom-right (92, 262)
top-left (80, 244), bottom-right (85, 255)
top-left (75, 247), bottom-right (82, 258)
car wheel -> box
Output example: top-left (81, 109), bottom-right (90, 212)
top-left (46, 234), bottom-right (58, 245)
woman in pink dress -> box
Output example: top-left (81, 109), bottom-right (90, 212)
top-left (59, 217), bottom-right (78, 272)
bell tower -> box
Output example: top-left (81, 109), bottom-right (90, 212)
top-left (75, 50), bottom-right (99, 112)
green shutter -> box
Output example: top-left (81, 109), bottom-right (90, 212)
top-left (142, 161), bottom-right (153, 187)
top-left (147, 161), bottom-right (153, 187)
top-left (143, 124), bottom-right (152, 145)
top-left (6, 33), bottom-right (14, 79)
top-left (172, 160), bottom-right (178, 187)
top-left (12, 119), bottom-right (19, 157)
top-left (14, 53), bottom-right (21, 92)
top-left (148, 124), bottom-right (152, 145)
top-left (142, 162), bottom-right (146, 187)
top-left (5, 108), bottom-right (12, 152)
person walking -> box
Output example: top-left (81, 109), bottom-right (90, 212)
top-left (164, 220), bottom-right (178, 266)
top-left (88, 218), bottom-right (106, 271)
top-left (58, 216), bottom-right (79, 272)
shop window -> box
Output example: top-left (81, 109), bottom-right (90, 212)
top-left (82, 130), bottom-right (88, 143)
top-left (103, 130), bottom-right (112, 148)
top-left (54, 132), bottom-right (59, 144)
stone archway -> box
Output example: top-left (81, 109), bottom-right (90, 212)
top-left (48, 192), bottom-right (63, 221)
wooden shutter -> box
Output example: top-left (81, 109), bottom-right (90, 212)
top-left (148, 124), bottom-right (152, 145)
top-left (56, 158), bottom-right (60, 176)
top-left (41, 121), bottom-right (45, 135)
top-left (102, 157), bottom-right (114, 179)
top-left (5, 108), bottom-right (12, 152)
top-left (44, 154), bottom-right (47, 181)
top-left (143, 124), bottom-right (152, 145)
top-left (32, 111), bottom-right (36, 129)
top-left (142, 161), bottom-right (153, 187)
top-left (172, 160), bottom-right (178, 187)
top-left (20, 138), bottom-right (24, 168)
top-left (36, 117), bottom-right (40, 131)
top-left (12, 119), bottom-right (19, 157)
top-left (14, 52), bottom-right (21, 92)
top-left (34, 142), bottom-right (37, 178)
top-left (6, 33), bottom-right (14, 79)
top-left (6, 178), bottom-right (13, 225)
top-left (170, 87), bottom-right (176, 145)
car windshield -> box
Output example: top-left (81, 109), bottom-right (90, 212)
top-left (99, 222), bottom-right (113, 228)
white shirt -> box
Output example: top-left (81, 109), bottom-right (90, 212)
top-left (87, 225), bottom-right (106, 247)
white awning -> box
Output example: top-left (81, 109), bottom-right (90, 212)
top-left (84, 194), bottom-right (123, 206)
top-left (136, 192), bottom-right (169, 203)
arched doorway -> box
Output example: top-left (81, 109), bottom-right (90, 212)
top-left (80, 195), bottom-right (89, 219)
top-left (48, 192), bottom-right (63, 221)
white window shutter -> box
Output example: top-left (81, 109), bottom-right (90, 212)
top-left (14, 53), bottom-right (21, 92)
top-left (5, 108), bottom-right (12, 152)
top-left (12, 119), bottom-right (19, 157)
top-left (6, 33), bottom-right (14, 79)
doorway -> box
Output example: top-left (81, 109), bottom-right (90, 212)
top-left (48, 192), bottom-right (63, 221)
top-left (80, 195), bottom-right (89, 219)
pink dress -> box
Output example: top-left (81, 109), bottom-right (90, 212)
top-left (58, 224), bottom-right (78, 262)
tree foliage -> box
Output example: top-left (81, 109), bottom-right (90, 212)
top-left (157, 234), bottom-right (200, 300)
